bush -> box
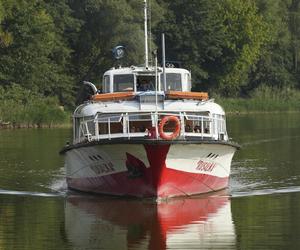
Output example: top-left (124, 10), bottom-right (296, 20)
top-left (0, 84), bottom-right (70, 127)
top-left (216, 86), bottom-right (300, 113)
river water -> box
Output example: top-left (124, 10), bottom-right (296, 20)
top-left (0, 113), bottom-right (300, 250)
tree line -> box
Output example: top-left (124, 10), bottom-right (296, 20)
top-left (1, 0), bottom-right (300, 110)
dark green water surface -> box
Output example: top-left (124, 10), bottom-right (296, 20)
top-left (0, 113), bottom-right (300, 250)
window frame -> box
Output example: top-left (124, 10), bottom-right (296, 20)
top-left (113, 74), bottom-right (134, 92)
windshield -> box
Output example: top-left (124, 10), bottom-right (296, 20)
top-left (113, 74), bottom-right (134, 92)
top-left (161, 73), bottom-right (182, 91)
top-left (137, 76), bottom-right (155, 91)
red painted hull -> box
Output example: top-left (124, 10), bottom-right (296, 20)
top-left (67, 170), bottom-right (229, 198)
top-left (66, 143), bottom-right (234, 198)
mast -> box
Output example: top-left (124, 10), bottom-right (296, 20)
top-left (162, 33), bottom-right (167, 91)
top-left (144, 0), bottom-right (149, 68)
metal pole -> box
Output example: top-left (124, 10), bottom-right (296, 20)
top-left (144, 0), bottom-right (149, 68)
top-left (108, 118), bottom-right (111, 140)
top-left (155, 51), bottom-right (159, 139)
top-left (162, 33), bottom-right (167, 91)
top-left (155, 51), bottom-right (158, 110)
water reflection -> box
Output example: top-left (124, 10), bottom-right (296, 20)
top-left (65, 191), bottom-right (235, 250)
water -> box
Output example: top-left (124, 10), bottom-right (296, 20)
top-left (0, 113), bottom-right (300, 250)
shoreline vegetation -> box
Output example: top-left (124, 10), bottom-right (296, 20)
top-left (216, 86), bottom-right (300, 114)
top-left (1, 86), bottom-right (299, 130)
top-left (0, 85), bottom-right (71, 129)
top-left (1, 1), bottom-right (300, 126)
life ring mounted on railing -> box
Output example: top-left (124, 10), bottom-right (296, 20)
top-left (158, 116), bottom-right (181, 140)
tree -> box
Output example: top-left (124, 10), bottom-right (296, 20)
top-left (0, 0), bottom-right (78, 106)
top-left (154, 0), bottom-right (225, 88)
top-left (286, 0), bottom-right (300, 88)
top-left (155, 0), bottom-right (269, 97)
top-left (69, 0), bottom-right (164, 87)
top-left (216, 0), bottom-right (269, 96)
top-left (0, 1), bottom-right (14, 47)
top-left (248, 0), bottom-right (296, 92)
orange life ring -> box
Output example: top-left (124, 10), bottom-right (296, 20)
top-left (158, 116), bottom-right (181, 140)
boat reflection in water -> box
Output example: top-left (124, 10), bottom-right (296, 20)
top-left (65, 191), bottom-right (235, 250)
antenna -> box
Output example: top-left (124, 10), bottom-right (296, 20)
top-left (144, 0), bottom-right (149, 68)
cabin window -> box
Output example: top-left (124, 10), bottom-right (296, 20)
top-left (128, 113), bottom-right (152, 133)
top-left (211, 114), bottom-right (227, 137)
top-left (102, 75), bottom-right (110, 93)
top-left (86, 120), bottom-right (96, 136)
top-left (74, 116), bottom-right (95, 141)
top-left (165, 73), bottom-right (182, 91)
top-left (74, 118), bottom-right (81, 140)
top-left (98, 114), bottom-right (123, 134)
top-left (184, 112), bottom-right (210, 134)
top-left (113, 74), bottom-right (134, 92)
top-left (137, 76), bottom-right (155, 91)
top-left (216, 115), bottom-right (226, 133)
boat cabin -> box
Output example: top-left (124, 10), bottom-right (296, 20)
top-left (102, 67), bottom-right (191, 93)
top-left (73, 106), bottom-right (228, 144)
top-left (72, 66), bottom-right (228, 144)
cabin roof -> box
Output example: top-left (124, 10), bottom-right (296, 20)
top-left (74, 100), bottom-right (225, 118)
top-left (103, 66), bottom-right (190, 76)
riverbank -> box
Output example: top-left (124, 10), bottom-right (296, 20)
top-left (1, 85), bottom-right (299, 129)
top-left (0, 84), bottom-right (71, 129)
top-left (0, 106), bottom-right (71, 129)
top-left (217, 98), bottom-right (300, 114)
top-left (216, 87), bottom-right (300, 113)
top-left (0, 122), bottom-right (71, 129)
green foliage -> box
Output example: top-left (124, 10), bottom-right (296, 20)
top-left (155, 0), bottom-right (269, 96)
top-left (0, 1), bottom-right (14, 47)
top-left (216, 0), bottom-right (270, 96)
top-left (248, 0), bottom-right (296, 92)
top-left (154, 0), bottom-right (225, 85)
top-left (217, 85), bottom-right (300, 112)
top-left (0, 0), bottom-right (78, 107)
top-left (0, 84), bottom-right (69, 127)
top-left (69, 0), bottom-right (164, 87)
top-left (1, 0), bottom-right (300, 118)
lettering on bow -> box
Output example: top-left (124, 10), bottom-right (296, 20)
top-left (196, 160), bottom-right (216, 172)
top-left (91, 162), bottom-right (115, 175)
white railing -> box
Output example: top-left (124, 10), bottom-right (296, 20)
top-left (74, 111), bottom-right (227, 143)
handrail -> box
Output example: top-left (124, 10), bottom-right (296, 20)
top-left (75, 111), bottom-right (227, 143)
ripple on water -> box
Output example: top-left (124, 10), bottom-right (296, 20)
top-left (48, 178), bottom-right (68, 194)
top-left (231, 186), bottom-right (300, 198)
top-left (0, 189), bottom-right (63, 197)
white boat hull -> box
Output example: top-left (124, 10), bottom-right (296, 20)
top-left (64, 141), bottom-right (237, 198)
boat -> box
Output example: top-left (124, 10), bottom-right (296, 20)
top-left (60, 0), bottom-right (239, 199)
top-left (65, 191), bottom-right (235, 249)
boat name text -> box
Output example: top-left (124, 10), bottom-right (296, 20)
top-left (91, 162), bottom-right (115, 175)
top-left (196, 160), bottom-right (216, 172)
